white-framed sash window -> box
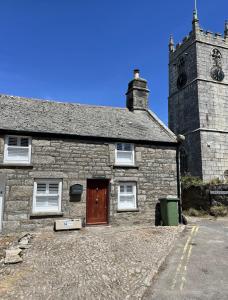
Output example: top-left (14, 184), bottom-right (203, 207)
top-left (118, 182), bottom-right (137, 210)
top-left (33, 179), bottom-right (62, 213)
top-left (115, 143), bottom-right (134, 165)
top-left (4, 135), bottom-right (31, 164)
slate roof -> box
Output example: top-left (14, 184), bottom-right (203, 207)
top-left (0, 94), bottom-right (177, 143)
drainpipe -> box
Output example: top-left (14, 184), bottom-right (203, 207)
top-left (176, 134), bottom-right (185, 223)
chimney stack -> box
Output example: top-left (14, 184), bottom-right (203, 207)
top-left (126, 69), bottom-right (150, 111)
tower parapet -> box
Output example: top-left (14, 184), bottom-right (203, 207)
top-left (169, 13), bottom-right (228, 62)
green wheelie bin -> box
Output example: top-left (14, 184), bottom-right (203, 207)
top-left (159, 196), bottom-right (179, 226)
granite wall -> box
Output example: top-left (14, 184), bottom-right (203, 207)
top-left (0, 135), bottom-right (178, 232)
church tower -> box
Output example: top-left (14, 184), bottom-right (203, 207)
top-left (169, 8), bottom-right (228, 181)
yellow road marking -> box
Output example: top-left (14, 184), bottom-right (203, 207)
top-left (171, 225), bottom-right (199, 291)
top-left (179, 226), bottom-right (199, 291)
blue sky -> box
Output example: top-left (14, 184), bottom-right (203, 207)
top-left (0, 0), bottom-right (227, 124)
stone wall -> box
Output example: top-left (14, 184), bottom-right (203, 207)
top-left (182, 184), bottom-right (228, 211)
top-left (200, 131), bottom-right (228, 181)
top-left (0, 135), bottom-right (178, 232)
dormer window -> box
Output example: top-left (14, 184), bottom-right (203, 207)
top-left (4, 135), bottom-right (32, 164)
top-left (115, 143), bottom-right (134, 166)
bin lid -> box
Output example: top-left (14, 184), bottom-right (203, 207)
top-left (159, 195), bottom-right (179, 201)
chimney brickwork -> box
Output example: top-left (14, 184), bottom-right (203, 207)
top-left (126, 70), bottom-right (150, 111)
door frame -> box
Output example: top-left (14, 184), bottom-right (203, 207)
top-left (86, 179), bottom-right (110, 225)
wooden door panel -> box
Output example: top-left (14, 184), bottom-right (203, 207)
top-left (86, 180), bottom-right (109, 225)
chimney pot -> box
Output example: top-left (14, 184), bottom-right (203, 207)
top-left (134, 69), bottom-right (140, 79)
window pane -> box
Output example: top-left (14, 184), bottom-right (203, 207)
top-left (120, 185), bottom-right (125, 193)
top-left (7, 147), bottom-right (29, 161)
top-left (123, 144), bottom-right (132, 151)
top-left (20, 138), bottom-right (29, 147)
top-left (36, 196), bottom-right (58, 210)
top-left (120, 195), bottom-right (134, 202)
top-left (117, 143), bottom-right (123, 151)
top-left (8, 136), bottom-right (18, 146)
top-left (37, 183), bottom-right (47, 193)
top-left (117, 151), bottom-right (133, 163)
top-left (119, 195), bottom-right (135, 209)
top-left (126, 185), bottom-right (133, 193)
top-left (49, 183), bottom-right (59, 194)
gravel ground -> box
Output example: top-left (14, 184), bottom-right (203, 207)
top-left (0, 225), bottom-right (184, 300)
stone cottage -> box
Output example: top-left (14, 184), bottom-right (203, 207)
top-left (0, 70), bottom-right (178, 232)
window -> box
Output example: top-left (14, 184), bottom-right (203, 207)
top-left (33, 179), bottom-right (62, 213)
top-left (118, 182), bottom-right (137, 210)
top-left (4, 135), bottom-right (31, 164)
top-left (115, 143), bottom-right (134, 165)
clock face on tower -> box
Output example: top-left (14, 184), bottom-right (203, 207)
top-left (177, 72), bottom-right (187, 90)
top-left (210, 66), bottom-right (225, 82)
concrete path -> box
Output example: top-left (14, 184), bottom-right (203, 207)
top-left (143, 218), bottom-right (228, 300)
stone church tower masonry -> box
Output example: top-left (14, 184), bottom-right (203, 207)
top-left (169, 9), bottom-right (228, 181)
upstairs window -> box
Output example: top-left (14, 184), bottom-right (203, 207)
top-left (33, 179), bottom-right (62, 213)
top-left (4, 136), bottom-right (31, 164)
top-left (118, 182), bottom-right (137, 210)
top-left (115, 143), bottom-right (134, 165)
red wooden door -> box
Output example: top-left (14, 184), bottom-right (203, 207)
top-left (86, 179), bottom-right (109, 225)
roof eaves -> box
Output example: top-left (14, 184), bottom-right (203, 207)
top-left (0, 128), bottom-right (178, 146)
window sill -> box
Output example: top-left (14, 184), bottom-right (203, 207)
top-left (117, 209), bottom-right (139, 213)
top-left (0, 163), bottom-right (33, 169)
top-left (30, 212), bottom-right (64, 218)
top-left (112, 165), bottom-right (139, 169)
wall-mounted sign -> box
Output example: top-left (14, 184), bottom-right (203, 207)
top-left (210, 191), bottom-right (228, 195)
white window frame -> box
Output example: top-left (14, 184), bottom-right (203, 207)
top-left (118, 182), bottom-right (137, 210)
top-left (115, 143), bottom-right (135, 166)
top-left (32, 179), bottom-right (62, 213)
top-left (4, 135), bottom-right (32, 164)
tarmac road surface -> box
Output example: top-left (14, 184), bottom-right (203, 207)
top-left (143, 217), bottom-right (228, 300)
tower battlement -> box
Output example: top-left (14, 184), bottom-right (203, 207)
top-left (170, 17), bottom-right (228, 58)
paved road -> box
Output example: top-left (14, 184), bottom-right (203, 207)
top-left (143, 218), bottom-right (228, 300)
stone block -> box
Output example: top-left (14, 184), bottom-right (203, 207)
top-left (33, 155), bottom-right (55, 164)
top-left (10, 186), bottom-right (33, 199)
top-left (8, 214), bottom-right (28, 221)
top-left (3, 221), bottom-right (21, 232)
top-left (6, 201), bottom-right (29, 211)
